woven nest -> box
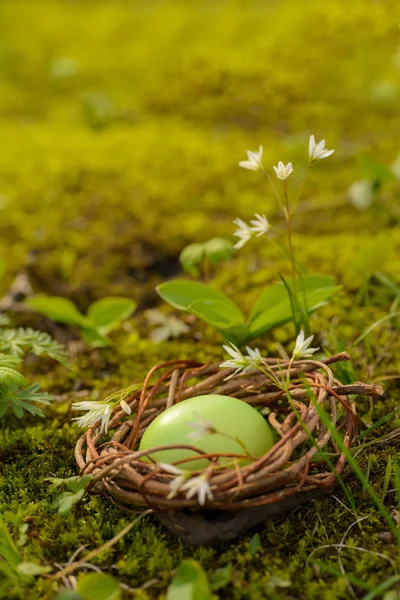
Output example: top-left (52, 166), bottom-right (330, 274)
top-left (75, 352), bottom-right (383, 545)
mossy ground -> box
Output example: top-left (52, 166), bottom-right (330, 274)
top-left (1, 1), bottom-right (400, 598)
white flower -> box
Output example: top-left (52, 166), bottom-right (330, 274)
top-left (220, 343), bottom-right (264, 376)
top-left (250, 213), bottom-right (270, 236)
top-left (273, 161), bottom-right (293, 181)
top-left (185, 413), bottom-right (216, 442)
top-left (292, 330), bottom-right (319, 360)
top-left (158, 463), bottom-right (190, 499)
top-left (233, 218), bottom-right (252, 249)
top-left (220, 343), bottom-right (248, 375)
top-left (309, 135), bottom-right (335, 162)
top-left (71, 401), bottom-right (114, 433)
top-left (244, 346), bottom-right (264, 367)
top-left (239, 145), bottom-right (264, 171)
top-left (120, 400), bottom-right (132, 415)
top-left (233, 214), bottom-right (270, 249)
top-left (347, 180), bottom-right (374, 210)
top-left (181, 473), bottom-right (214, 505)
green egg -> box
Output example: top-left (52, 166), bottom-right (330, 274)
top-left (139, 394), bottom-right (274, 470)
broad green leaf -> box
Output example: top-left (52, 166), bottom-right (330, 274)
top-left (17, 562), bottom-right (52, 577)
top-left (218, 323), bottom-right (251, 346)
top-left (189, 300), bottom-right (248, 345)
top-left (167, 560), bottom-right (213, 600)
top-left (157, 280), bottom-right (243, 319)
top-left (0, 353), bottom-right (25, 387)
top-left (77, 573), bottom-right (121, 600)
top-left (81, 327), bottom-right (111, 348)
top-left (87, 297), bottom-right (136, 332)
top-left (189, 299), bottom-right (244, 327)
top-left (52, 490), bottom-right (85, 517)
top-left (26, 296), bottom-right (90, 328)
top-left (65, 475), bottom-right (93, 493)
top-left (203, 238), bottom-right (234, 263)
top-left (248, 275), bottom-right (339, 338)
top-left (179, 243), bottom-right (204, 275)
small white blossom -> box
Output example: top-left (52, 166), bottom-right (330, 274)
top-left (185, 413), bottom-right (216, 442)
top-left (158, 463), bottom-right (190, 499)
top-left (245, 346), bottom-right (264, 367)
top-left (250, 213), bottom-right (270, 236)
top-left (120, 400), bottom-right (132, 415)
top-left (273, 161), bottom-right (293, 181)
top-left (233, 218), bottom-right (252, 249)
top-left (239, 145), bottom-right (264, 171)
top-left (309, 135), bottom-right (335, 162)
top-left (181, 473), bottom-right (214, 505)
top-left (292, 330), bottom-right (319, 360)
top-left (220, 343), bottom-right (264, 376)
top-left (220, 343), bottom-right (248, 375)
top-left (71, 401), bottom-right (114, 433)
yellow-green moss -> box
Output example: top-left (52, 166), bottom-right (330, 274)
top-left (1, 0), bottom-right (400, 598)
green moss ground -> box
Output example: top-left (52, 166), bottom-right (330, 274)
top-left (1, 0), bottom-right (400, 598)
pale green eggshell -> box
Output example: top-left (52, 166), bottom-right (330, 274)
top-left (139, 394), bottom-right (274, 470)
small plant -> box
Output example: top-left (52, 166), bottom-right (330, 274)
top-left (158, 135), bottom-right (340, 345)
top-left (0, 517), bottom-right (51, 596)
top-left (47, 475), bottom-right (93, 517)
top-left (0, 325), bottom-right (69, 419)
top-left (157, 274), bottom-right (338, 346)
top-left (26, 295), bottom-right (136, 348)
top-left (179, 237), bottom-right (234, 278)
top-left (145, 309), bottom-right (190, 343)
top-left (0, 327), bottom-right (70, 366)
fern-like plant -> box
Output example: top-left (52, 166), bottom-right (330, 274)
top-left (0, 322), bottom-right (70, 419)
top-left (0, 328), bottom-right (70, 366)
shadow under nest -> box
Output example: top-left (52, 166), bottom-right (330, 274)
top-left (75, 352), bottom-right (383, 546)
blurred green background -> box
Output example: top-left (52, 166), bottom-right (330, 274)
top-left (2, 3), bottom-right (400, 598)
top-left (0, 0), bottom-right (399, 309)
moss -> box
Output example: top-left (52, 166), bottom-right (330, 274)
top-left (1, 0), bottom-right (400, 598)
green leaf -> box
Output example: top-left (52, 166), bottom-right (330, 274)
top-left (65, 475), bottom-right (93, 493)
top-left (203, 238), bottom-right (234, 263)
top-left (210, 563), bottom-right (233, 591)
top-left (26, 296), bottom-right (90, 328)
top-left (0, 353), bottom-right (25, 387)
top-left (218, 323), bottom-right (251, 346)
top-left (1, 383), bottom-right (54, 419)
top-left (87, 297), bottom-right (136, 332)
top-left (81, 327), bottom-right (111, 348)
top-left (189, 299), bottom-right (244, 328)
top-left (77, 573), bottom-right (121, 600)
top-left (249, 533), bottom-right (261, 555)
top-left (188, 300), bottom-right (248, 345)
top-left (179, 243), bottom-right (204, 275)
top-left (0, 518), bottom-right (22, 568)
top-left (167, 560), bottom-right (213, 600)
top-left (17, 562), bottom-right (52, 577)
top-left (157, 280), bottom-right (243, 319)
top-left (0, 327), bottom-right (70, 367)
top-left (248, 275), bottom-right (340, 339)
top-left (52, 490), bottom-right (85, 517)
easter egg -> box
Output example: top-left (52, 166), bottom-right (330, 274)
top-left (139, 394), bottom-right (274, 470)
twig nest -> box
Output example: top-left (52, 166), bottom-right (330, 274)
top-left (75, 352), bottom-right (383, 544)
